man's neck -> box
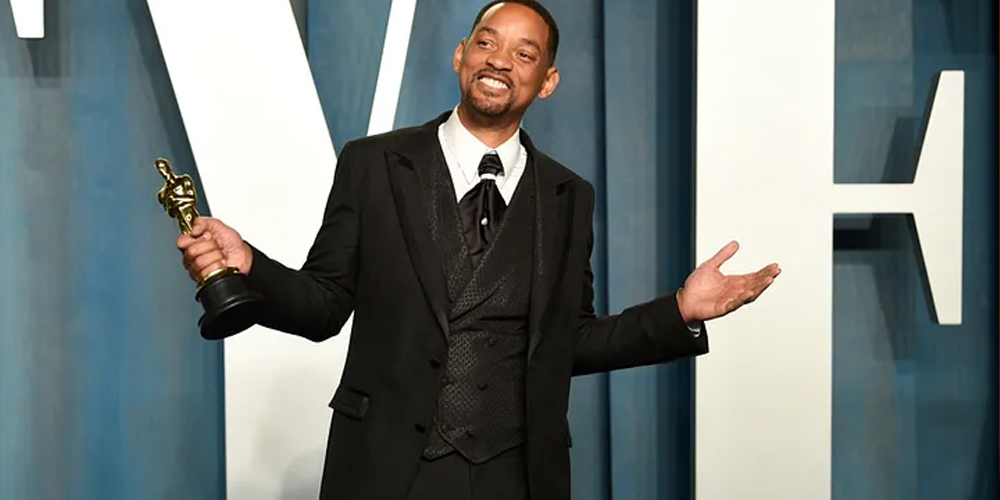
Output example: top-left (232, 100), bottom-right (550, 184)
top-left (456, 104), bottom-right (521, 149)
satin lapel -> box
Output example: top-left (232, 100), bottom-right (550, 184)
top-left (385, 118), bottom-right (452, 339)
top-left (527, 151), bottom-right (573, 361)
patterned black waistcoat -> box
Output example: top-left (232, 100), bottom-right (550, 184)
top-left (419, 153), bottom-right (536, 464)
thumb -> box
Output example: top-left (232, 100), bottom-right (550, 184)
top-left (189, 216), bottom-right (209, 237)
top-left (191, 216), bottom-right (224, 236)
top-left (704, 240), bottom-right (739, 269)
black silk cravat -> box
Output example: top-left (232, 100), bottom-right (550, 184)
top-left (458, 152), bottom-right (506, 268)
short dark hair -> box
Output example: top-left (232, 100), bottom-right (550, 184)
top-left (469, 0), bottom-right (560, 65)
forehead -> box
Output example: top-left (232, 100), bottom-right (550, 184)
top-left (473, 3), bottom-right (549, 45)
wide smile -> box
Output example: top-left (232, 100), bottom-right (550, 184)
top-left (476, 74), bottom-right (512, 93)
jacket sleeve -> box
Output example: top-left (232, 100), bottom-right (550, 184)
top-left (243, 140), bottom-right (363, 342)
top-left (572, 183), bottom-right (708, 376)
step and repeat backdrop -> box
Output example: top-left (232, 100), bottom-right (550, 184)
top-left (0, 1), bottom-right (996, 500)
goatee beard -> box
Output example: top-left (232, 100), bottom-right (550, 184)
top-left (464, 91), bottom-right (511, 118)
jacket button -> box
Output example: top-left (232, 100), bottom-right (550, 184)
top-left (477, 382), bottom-right (488, 391)
top-left (487, 337), bottom-right (497, 347)
top-left (414, 423), bottom-right (427, 433)
top-left (429, 359), bottom-right (441, 369)
top-left (466, 429), bottom-right (477, 439)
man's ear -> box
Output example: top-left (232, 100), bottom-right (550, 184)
top-left (452, 39), bottom-right (467, 74)
top-left (537, 66), bottom-right (560, 100)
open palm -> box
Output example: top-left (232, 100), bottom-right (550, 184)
top-left (678, 241), bottom-right (780, 323)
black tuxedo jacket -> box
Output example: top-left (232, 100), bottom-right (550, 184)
top-left (245, 111), bottom-right (709, 500)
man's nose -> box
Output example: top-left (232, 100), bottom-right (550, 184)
top-left (486, 52), bottom-right (513, 71)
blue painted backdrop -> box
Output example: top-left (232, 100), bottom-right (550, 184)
top-left (0, 0), bottom-right (224, 499)
top-left (0, 1), bottom-right (996, 499)
top-left (833, 1), bottom-right (998, 499)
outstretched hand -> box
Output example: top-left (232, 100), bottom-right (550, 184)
top-left (676, 241), bottom-right (780, 323)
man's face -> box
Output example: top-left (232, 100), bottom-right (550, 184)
top-left (453, 3), bottom-right (559, 120)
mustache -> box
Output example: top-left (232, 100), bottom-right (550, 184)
top-left (474, 69), bottom-right (513, 87)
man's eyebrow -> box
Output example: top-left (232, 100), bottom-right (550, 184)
top-left (475, 26), bottom-right (543, 53)
top-left (518, 37), bottom-right (542, 52)
top-left (475, 26), bottom-right (499, 37)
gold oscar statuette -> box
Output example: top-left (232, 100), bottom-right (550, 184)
top-left (155, 157), bottom-right (261, 340)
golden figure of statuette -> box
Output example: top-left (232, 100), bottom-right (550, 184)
top-left (154, 157), bottom-right (261, 340)
top-left (155, 158), bottom-right (200, 235)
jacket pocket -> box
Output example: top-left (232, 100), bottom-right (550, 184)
top-left (328, 385), bottom-right (370, 420)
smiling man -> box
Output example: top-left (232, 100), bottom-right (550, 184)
top-left (177, 1), bottom-right (780, 499)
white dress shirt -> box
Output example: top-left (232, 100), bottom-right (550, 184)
top-left (437, 107), bottom-right (527, 203)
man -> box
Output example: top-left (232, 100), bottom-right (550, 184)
top-left (178, 1), bottom-right (780, 499)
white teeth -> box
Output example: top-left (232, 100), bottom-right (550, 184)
top-left (480, 77), bottom-right (509, 90)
